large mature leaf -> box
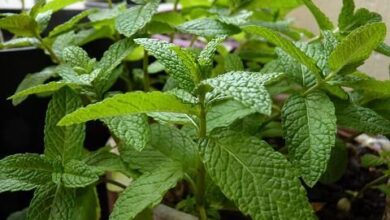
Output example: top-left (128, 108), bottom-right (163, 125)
top-left (12, 67), bottom-right (56, 106)
top-left (177, 18), bottom-right (240, 38)
top-left (134, 38), bottom-right (196, 91)
top-left (103, 114), bottom-right (150, 152)
top-left (0, 14), bottom-right (37, 37)
top-left (204, 130), bottom-right (314, 220)
top-left (224, 54), bottom-right (244, 72)
top-left (328, 23), bottom-right (386, 72)
top-left (58, 91), bottom-right (198, 126)
top-left (44, 87), bottom-right (85, 164)
top-left (150, 124), bottom-right (198, 172)
top-left (334, 99), bottom-right (390, 134)
top-left (0, 154), bottom-right (54, 193)
top-left (366, 98), bottom-right (390, 121)
top-left (49, 9), bottom-right (95, 37)
top-left (282, 92), bottom-right (337, 186)
top-left (27, 184), bottom-right (76, 220)
top-left (93, 38), bottom-right (135, 94)
top-left (116, 0), bottom-right (159, 37)
top-left (73, 186), bottom-right (101, 220)
top-left (302, 0), bottom-right (333, 30)
top-left (40, 0), bottom-right (83, 13)
top-left (207, 99), bottom-right (256, 133)
top-left (204, 71), bottom-right (274, 115)
top-left (110, 162), bottom-right (183, 220)
top-left (243, 25), bottom-right (322, 80)
top-left (52, 160), bottom-right (99, 188)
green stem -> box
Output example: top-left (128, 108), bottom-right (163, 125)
top-left (195, 91), bottom-right (207, 220)
top-left (357, 175), bottom-right (388, 198)
top-left (36, 35), bottom-right (61, 64)
top-left (168, 0), bottom-right (180, 43)
top-left (189, 35), bottom-right (197, 47)
top-left (303, 70), bottom-right (337, 95)
top-left (143, 49), bottom-right (151, 91)
top-left (21, 0), bottom-right (25, 12)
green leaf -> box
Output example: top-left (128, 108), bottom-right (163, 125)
top-left (333, 99), bottom-right (390, 134)
top-left (27, 183), bottom-right (76, 220)
top-left (58, 91), bottom-right (198, 126)
top-left (244, 0), bottom-right (302, 9)
top-left (63, 46), bottom-right (95, 73)
top-left (52, 160), bottom-right (99, 188)
top-left (94, 38), bottom-right (135, 94)
top-left (376, 43), bottom-right (390, 56)
top-left (44, 87), bottom-right (85, 164)
top-left (150, 124), bottom-right (198, 172)
top-left (134, 38), bottom-right (196, 91)
top-left (35, 11), bottom-right (52, 33)
top-left (302, 0), bottom-right (334, 30)
top-left (49, 9), bottom-right (96, 38)
top-left (366, 98), bottom-right (390, 120)
top-left (84, 147), bottom-right (128, 174)
top-left (218, 10), bottom-right (253, 26)
top-left (9, 81), bottom-right (79, 101)
top-left (177, 18), bottom-right (240, 38)
top-left (338, 0), bottom-right (355, 31)
top-left (0, 154), bottom-right (54, 192)
top-left (198, 36), bottom-right (226, 73)
top-left (243, 25), bottom-right (322, 80)
top-left (224, 54), bottom-right (244, 72)
top-left (102, 114), bottom-right (151, 152)
top-left (73, 186), bottom-right (101, 220)
top-left (6, 208), bottom-right (28, 220)
top-left (204, 71), bottom-right (273, 115)
top-left (361, 154), bottom-right (384, 167)
top-left (207, 99), bottom-right (256, 133)
top-left (320, 139), bottom-right (348, 184)
top-left (109, 162), bottom-right (183, 220)
top-left (12, 67), bottom-right (56, 106)
top-left (0, 14), bottom-right (37, 37)
top-left (328, 23), bottom-right (386, 72)
top-left (282, 92), bottom-right (337, 186)
top-left (40, 0), bottom-right (83, 13)
top-left (115, 0), bottom-right (159, 37)
top-left (0, 37), bottom-right (39, 49)
top-left (170, 46), bottom-right (200, 84)
top-left (204, 129), bottom-right (314, 220)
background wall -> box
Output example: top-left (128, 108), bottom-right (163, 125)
top-left (288, 0), bottom-right (390, 80)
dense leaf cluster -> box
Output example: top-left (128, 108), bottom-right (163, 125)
top-left (1, 0), bottom-right (390, 219)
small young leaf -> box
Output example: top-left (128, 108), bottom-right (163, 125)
top-left (302, 0), bottom-right (334, 30)
top-left (177, 18), bottom-right (240, 38)
top-left (361, 154), bottom-right (384, 167)
top-left (9, 81), bottom-right (79, 101)
top-left (333, 99), bottom-right (390, 134)
top-left (198, 36), bottom-right (226, 73)
top-left (44, 87), bottom-right (85, 164)
top-left (134, 38), bottom-right (196, 91)
top-left (282, 92), bottom-right (337, 186)
top-left (27, 183), bottom-right (76, 220)
top-left (0, 154), bottom-right (54, 192)
top-left (62, 46), bottom-right (95, 72)
top-left (93, 38), bottom-right (135, 94)
top-left (115, 0), bottom-right (159, 37)
top-left (204, 129), bottom-right (314, 220)
top-left (0, 14), bottom-right (38, 37)
top-left (84, 147), bottom-right (128, 174)
top-left (58, 91), bottom-right (198, 126)
top-left (243, 26), bottom-right (322, 80)
top-left (109, 162), bottom-right (183, 220)
top-left (102, 114), bottom-right (151, 152)
top-left (12, 67), bottom-right (56, 106)
top-left (49, 9), bottom-right (96, 38)
top-left (328, 23), bottom-right (386, 72)
top-left (0, 37), bottom-right (39, 49)
top-left (204, 71), bottom-right (273, 115)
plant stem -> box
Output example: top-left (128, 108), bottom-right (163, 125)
top-left (195, 91), bottom-right (207, 220)
top-left (189, 35), bottom-right (197, 47)
top-left (105, 178), bottom-right (127, 189)
top-left (143, 49), bottom-right (151, 91)
top-left (21, 0), bottom-right (25, 12)
top-left (168, 0), bottom-right (180, 43)
top-left (107, 0), bottom-right (113, 9)
top-left (36, 35), bottom-right (61, 64)
top-left (357, 175), bottom-right (388, 198)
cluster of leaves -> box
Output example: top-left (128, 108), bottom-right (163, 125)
top-left (1, 0), bottom-right (390, 219)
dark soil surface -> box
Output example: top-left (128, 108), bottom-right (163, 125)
top-left (310, 145), bottom-right (386, 220)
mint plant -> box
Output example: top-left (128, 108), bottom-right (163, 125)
top-left (1, 0), bottom-right (390, 219)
